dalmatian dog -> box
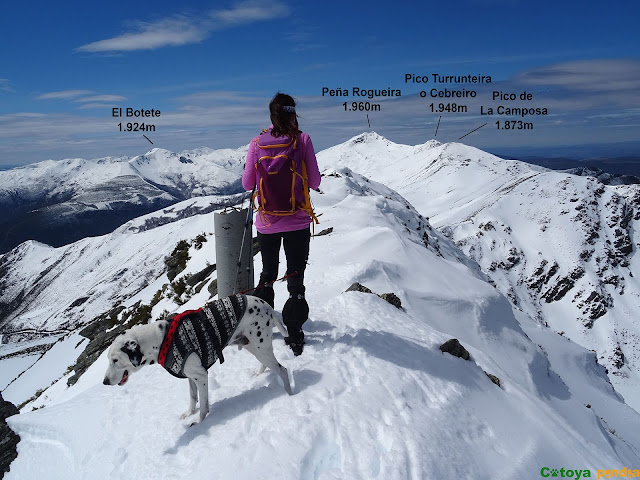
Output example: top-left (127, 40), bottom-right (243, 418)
top-left (103, 294), bottom-right (293, 424)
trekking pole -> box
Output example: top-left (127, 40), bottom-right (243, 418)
top-left (233, 186), bottom-right (256, 292)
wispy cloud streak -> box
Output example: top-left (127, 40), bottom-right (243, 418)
top-left (0, 79), bottom-right (15, 93)
top-left (36, 90), bottom-right (94, 100)
top-left (74, 95), bottom-right (127, 103)
top-left (76, 1), bottom-right (291, 53)
top-left (516, 59), bottom-right (640, 93)
top-left (76, 17), bottom-right (208, 53)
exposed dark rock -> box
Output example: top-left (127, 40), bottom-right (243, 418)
top-left (506, 287), bottom-right (519, 306)
top-left (620, 204), bottom-right (634, 230)
top-left (613, 228), bottom-right (633, 255)
top-left (186, 264), bottom-right (216, 287)
top-left (501, 247), bottom-right (522, 270)
top-left (0, 392), bottom-right (20, 478)
top-left (571, 267), bottom-right (586, 280)
top-left (542, 267), bottom-right (585, 303)
top-left (479, 222), bottom-right (495, 231)
top-left (380, 293), bottom-right (402, 309)
top-left (527, 261), bottom-right (559, 293)
top-left (207, 278), bottom-right (218, 298)
top-left (485, 372), bottom-right (501, 387)
top-left (439, 339), bottom-right (470, 361)
top-left (314, 227), bottom-right (333, 237)
top-left (66, 296), bottom-right (90, 310)
top-left (345, 283), bottom-right (373, 294)
top-left (344, 284), bottom-right (401, 309)
top-left (577, 290), bottom-right (613, 327)
top-left (586, 229), bottom-right (600, 245)
top-left (611, 345), bottom-right (625, 369)
top-left (579, 249), bottom-right (594, 261)
top-left (192, 233), bottom-right (207, 250)
top-left (604, 275), bottom-right (624, 294)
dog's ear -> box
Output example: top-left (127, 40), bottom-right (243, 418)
top-left (121, 340), bottom-right (143, 367)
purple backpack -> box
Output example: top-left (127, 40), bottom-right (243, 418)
top-left (253, 129), bottom-right (303, 215)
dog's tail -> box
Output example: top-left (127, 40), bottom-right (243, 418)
top-left (274, 311), bottom-right (289, 337)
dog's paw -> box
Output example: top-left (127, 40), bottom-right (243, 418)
top-left (180, 409), bottom-right (197, 420)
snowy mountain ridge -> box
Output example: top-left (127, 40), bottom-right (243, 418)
top-left (0, 146), bottom-right (247, 199)
top-left (2, 133), bottom-right (640, 478)
top-left (318, 132), bottom-right (640, 410)
top-left (0, 146), bottom-right (248, 253)
top-left (3, 158), bottom-right (640, 479)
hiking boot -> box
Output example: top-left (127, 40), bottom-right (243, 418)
top-left (282, 293), bottom-right (309, 333)
top-left (285, 330), bottom-right (305, 356)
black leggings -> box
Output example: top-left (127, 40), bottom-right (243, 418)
top-left (257, 226), bottom-right (311, 297)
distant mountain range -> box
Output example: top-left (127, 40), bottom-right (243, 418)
top-left (3, 144), bottom-right (638, 255)
top-left (0, 147), bottom-right (248, 254)
top-left (499, 155), bottom-right (640, 180)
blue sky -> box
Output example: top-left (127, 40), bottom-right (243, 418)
top-left (1, 0), bottom-right (639, 166)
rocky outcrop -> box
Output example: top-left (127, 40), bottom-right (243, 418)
top-left (380, 293), bottom-right (402, 309)
top-left (542, 267), bottom-right (585, 303)
top-left (0, 392), bottom-right (20, 478)
top-left (439, 339), bottom-right (470, 361)
top-left (345, 283), bottom-right (402, 308)
top-left (345, 283), bottom-right (373, 294)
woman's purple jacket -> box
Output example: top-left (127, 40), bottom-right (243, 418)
top-left (242, 127), bottom-right (321, 234)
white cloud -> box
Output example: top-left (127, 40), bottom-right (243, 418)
top-left (36, 90), bottom-right (94, 100)
top-left (212, 1), bottom-right (290, 25)
top-left (76, 1), bottom-right (290, 53)
top-left (75, 95), bottom-right (127, 103)
top-left (0, 79), bottom-right (15, 93)
top-left (76, 17), bottom-right (207, 52)
top-left (76, 103), bottom-right (121, 110)
top-left (516, 59), bottom-right (640, 93)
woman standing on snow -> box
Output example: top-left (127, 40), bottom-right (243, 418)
top-left (242, 92), bottom-right (321, 356)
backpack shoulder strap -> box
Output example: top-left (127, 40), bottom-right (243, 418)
top-left (299, 160), bottom-right (319, 230)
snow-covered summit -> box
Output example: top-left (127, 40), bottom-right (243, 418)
top-left (318, 135), bottom-right (640, 411)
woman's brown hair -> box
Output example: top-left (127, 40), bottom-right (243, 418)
top-left (269, 92), bottom-right (299, 140)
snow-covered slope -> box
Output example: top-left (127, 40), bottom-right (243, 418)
top-left (0, 147), bottom-right (247, 253)
top-left (0, 193), bottom-right (246, 339)
top-left (5, 166), bottom-right (640, 479)
top-left (318, 132), bottom-right (640, 410)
